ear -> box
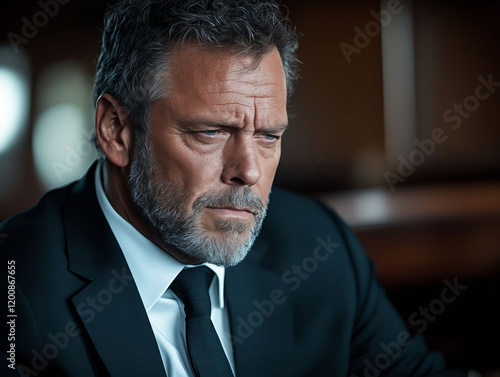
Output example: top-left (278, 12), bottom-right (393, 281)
top-left (95, 94), bottom-right (133, 167)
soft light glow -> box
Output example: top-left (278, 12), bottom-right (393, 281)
top-left (0, 68), bottom-right (28, 153)
top-left (32, 60), bottom-right (96, 190)
top-left (33, 104), bottom-right (97, 190)
top-left (353, 190), bottom-right (390, 225)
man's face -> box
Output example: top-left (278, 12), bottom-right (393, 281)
top-left (128, 45), bottom-right (288, 266)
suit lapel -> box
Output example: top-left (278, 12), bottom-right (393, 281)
top-left (226, 238), bottom-right (295, 377)
top-left (63, 163), bottom-right (166, 377)
top-left (71, 266), bottom-right (166, 377)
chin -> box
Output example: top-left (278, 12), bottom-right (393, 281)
top-left (214, 219), bottom-right (251, 234)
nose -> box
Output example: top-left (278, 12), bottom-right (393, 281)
top-left (221, 136), bottom-right (261, 187)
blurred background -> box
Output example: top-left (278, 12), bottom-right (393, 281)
top-left (1, 0), bottom-right (499, 372)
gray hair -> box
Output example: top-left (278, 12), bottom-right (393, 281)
top-left (92, 0), bottom-right (300, 157)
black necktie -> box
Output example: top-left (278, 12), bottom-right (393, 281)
top-left (170, 266), bottom-right (234, 377)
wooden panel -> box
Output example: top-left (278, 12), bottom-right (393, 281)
top-left (317, 181), bottom-right (500, 286)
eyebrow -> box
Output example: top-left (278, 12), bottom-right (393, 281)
top-left (256, 124), bottom-right (289, 134)
top-left (176, 118), bottom-right (289, 134)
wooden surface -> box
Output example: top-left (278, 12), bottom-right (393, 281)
top-left (316, 181), bottom-right (500, 287)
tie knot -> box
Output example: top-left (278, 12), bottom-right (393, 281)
top-left (170, 266), bottom-right (214, 318)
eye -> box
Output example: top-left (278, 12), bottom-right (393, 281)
top-left (264, 134), bottom-right (279, 140)
top-left (201, 130), bottom-right (218, 136)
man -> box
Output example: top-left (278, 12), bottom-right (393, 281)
top-left (0, 0), bottom-right (470, 376)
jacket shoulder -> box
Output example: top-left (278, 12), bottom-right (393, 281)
top-left (258, 186), bottom-right (372, 290)
top-left (0, 183), bottom-right (76, 258)
top-left (1, 183), bottom-right (75, 231)
top-left (263, 186), bottom-right (346, 239)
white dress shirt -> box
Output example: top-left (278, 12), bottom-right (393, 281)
top-left (94, 161), bottom-right (235, 376)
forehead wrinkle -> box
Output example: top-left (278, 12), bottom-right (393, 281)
top-left (208, 89), bottom-right (277, 101)
top-left (211, 101), bottom-right (253, 108)
top-left (210, 78), bottom-right (281, 96)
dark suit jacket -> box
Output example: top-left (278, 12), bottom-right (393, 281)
top-left (0, 163), bottom-right (467, 377)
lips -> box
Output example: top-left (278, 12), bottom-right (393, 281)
top-left (209, 206), bottom-right (254, 215)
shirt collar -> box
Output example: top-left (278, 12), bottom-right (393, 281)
top-left (94, 160), bottom-right (226, 312)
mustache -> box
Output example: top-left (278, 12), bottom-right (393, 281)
top-left (193, 187), bottom-right (266, 217)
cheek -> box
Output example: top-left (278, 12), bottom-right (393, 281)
top-left (267, 144), bottom-right (282, 175)
top-left (259, 154), bottom-right (281, 199)
top-left (152, 138), bottom-right (223, 196)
